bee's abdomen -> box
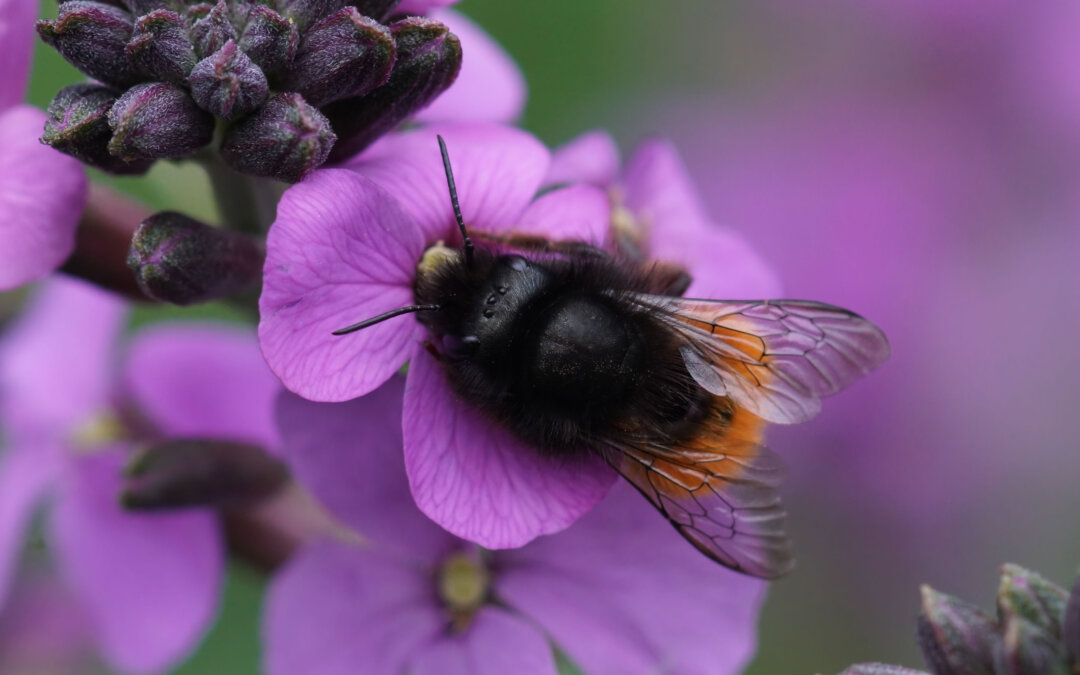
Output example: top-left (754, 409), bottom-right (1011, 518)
top-left (522, 294), bottom-right (645, 416)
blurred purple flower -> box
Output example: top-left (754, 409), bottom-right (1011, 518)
top-left (412, 9), bottom-right (526, 125)
top-left (0, 0), bottom-right (87, 290)
top-left (547, 130), bottom-right (781, 299)
top-left (0, 277), bottom-right (280, 674)
top-left (0, 573), bottom-right (95, 675)
top-left (397, 0), bottom-right (460, 15)
top-left (266, 379), bottom-right (767, 675)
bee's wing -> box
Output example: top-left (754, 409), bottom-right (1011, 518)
top-left (628, 295), bottom-right (890, 425)
top-left (603, 403), bottom-right (794, 578)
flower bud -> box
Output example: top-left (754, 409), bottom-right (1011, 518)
top-left (126, 9), bottom-right (198, 83)
top-left (236, 4), bottom-right (299, 75)
top-left (326, 17), bottom-right (459, 160)
top-left (995, 614), bottom-right (1070, 675)
top-left (917, 585), bottom-right (1000, 675)
top-left (121, 439), bottom-right (289, 510)
top-left (220, 93), bottom-right (336, 182)
top-left (352, 0), bottom-right (401, 22)
top-left (283, 6), bottom-right (395, 107)
top-left (122, 0), bottom-right (182, 17)
top-left (37, 1), bottom-right (142, 89)
top-left (187, 1), bottom-right (236, 59)
top-left (108, 82), bottom-right (214, 160)
top-left (838, 666), bottom-right (930, 675)
top-left (127, 211), bottom-right (264, 304)
top-left (997, 564), bottom-right (1069, 639)
top-left (188, 40), bottom-right (269, 120)
top-left (276, 0), bottom-right (346, 32)
top-left (41, 84), bottom-right (153, 175)
top-left (1066, 574), bottom-right (1080, 668)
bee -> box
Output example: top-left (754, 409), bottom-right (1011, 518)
top-left (333, 136), bottom-right (890, 579)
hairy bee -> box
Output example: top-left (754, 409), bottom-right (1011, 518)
top-left (334, 137), bottom-right (890, 579)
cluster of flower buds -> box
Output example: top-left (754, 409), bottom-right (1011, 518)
top-left (37, 0), bottom-right (462, 182)
top-left (841, 564), bottom-right (1080, 675)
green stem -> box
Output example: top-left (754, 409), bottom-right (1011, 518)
top-left (197, 150), bottom-right (277, 235)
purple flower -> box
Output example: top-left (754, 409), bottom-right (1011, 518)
top-left (412, 9), bottom-right (526, 125)
top-left (261, 123), bottom-right (619, 549)
top-left (0, 0), bottom-right (87, 290)
top-left (547, 130), bottom-right (781, 299)
top-left (266, 380), bottom-right (767, 675)
top-left (0, 277), bottom-right (280, 673)
top-left (0, 573), bottom-right (94, 674)
top-left (260, 122), bottom-right (787, 552)
top-left (397, 0), bottom-right (460, 17)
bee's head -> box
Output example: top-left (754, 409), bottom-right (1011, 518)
top-left (414, 247), bottom-right (556, 363)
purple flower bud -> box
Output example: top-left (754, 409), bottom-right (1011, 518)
top-left (995, 614), bottom-right (1070, 675)
top-left (36, 1), bottom-right (143, 89)
top-left (283, 7), bottom-right (395, 107)
top-left (917, 585), bottom-right (1001, 675)
top-left (122, 0), bottom-right (182, 17)
top-left (236, 3), bottom-right (299, 76)
top-left (839, 666), bottom-right (930, 675)
top-left (326, 17), bottom-right (460, 160)
top-left (1066, 575), bottom-right (1080, 668)
top-left (276, 0), bottom-right (346, 32)
top-left (997, 564), bottom-right (1069, 639)
top-left (107, 82), bottom-right (214, 160)
top-left (126, 9), bottom-right (198, 83)
top-left (127, 210), bottom-right (264, 304)
top-left (41, 83), bottom-right (153, 175)
top-left (187, 0), bottom-right (236, 59)
top-left (188, 40), bottom-right (269, 120)
top-left (121, 439), bottom-right (288, 510)
top-left (220, 92), bottom-right (336, 182)
top-left (352, 0), bottom-right (401, 22)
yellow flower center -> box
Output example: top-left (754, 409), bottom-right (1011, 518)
top-left (69, 411), bottom-right (128, 452)
top-left (437, 551), bottom-right (490, 632)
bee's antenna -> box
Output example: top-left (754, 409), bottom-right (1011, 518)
top-left (437, 135), bottom-right (474, 267)
top-left (332, 304), bottom-right (440, 335)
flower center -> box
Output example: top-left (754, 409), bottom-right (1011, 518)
top-left (437, 551), bottom-right (490, 632)
top-left (69, 411), bottom-right (129, 452)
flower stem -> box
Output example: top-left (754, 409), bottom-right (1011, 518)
top-left (61, 182), bottom-right (149, 300)
top-left (196, 149), bottom-right (278, 235)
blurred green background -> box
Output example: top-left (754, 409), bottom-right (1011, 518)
top-left (15, 0), bottom-right (1080, 673)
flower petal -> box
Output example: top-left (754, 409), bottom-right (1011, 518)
top-left (275, 380), bottom-right (456, 562)
top-left (545, 130), bottom-right (621, 187)
top-left (0, 106), bottom-right (87, 290)
top-left (497, 483), bottom-right (767, 675)
top-left (0, 277), bottom-right (126, 433)
top-left (0, 0), bottom-right (35, 110)
top-left (125, 323), bottom-right (281, 451)
top-left (402, 348), bottom-right (616, 549)
top-left (345, 124), bottom-right (550, 242)
top-left (50, 451), bottom-right (223, 675)
top-left (409, 608), bottom-right (556, 675)
top-left (264, 540), bottom-right (443, 675)
top-left (622, 138), bottom-right (711, 235)
top-left (259, 169), bottom-right (425, 402)
top-left (396, 0), bottom-right (459, 15)
top-left (415, 10), bottom-right (526, 125)
top-left (649, 221), bottom-right (782, 299)
top-left (515, 183), bottom-right (610, 245)
top-left (0, 445), bottom-right (59, 611)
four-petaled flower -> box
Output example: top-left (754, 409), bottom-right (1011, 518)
top-left (267, 379), bottom-right (766, 675)
top-left (0, 278), bottom-right (280, 673)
